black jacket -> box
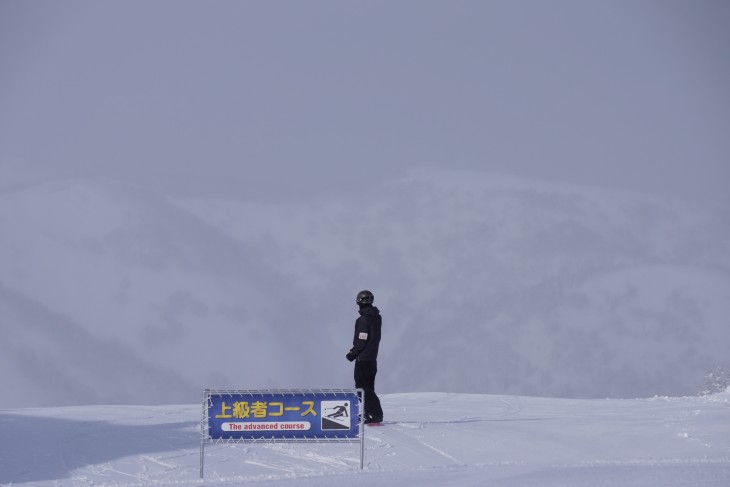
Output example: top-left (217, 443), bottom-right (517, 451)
top-left (350, 304), bottom-right (382, 362)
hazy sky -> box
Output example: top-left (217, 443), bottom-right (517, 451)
top-left (1, 0), bottom-right (728, 202)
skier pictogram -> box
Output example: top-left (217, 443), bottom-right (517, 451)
top-left (325, 404), bottom-right (349, 419)
top-left (321, 400), bottom-right (351, 430)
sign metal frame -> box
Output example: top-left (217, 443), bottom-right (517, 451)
top-left (200, 388), bottom-right (365, 478)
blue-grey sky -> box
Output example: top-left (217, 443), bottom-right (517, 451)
top-left (1, 0), bottom-right (728, 202)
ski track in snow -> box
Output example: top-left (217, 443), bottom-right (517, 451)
top-left (0, 393), bottom-right (729, 486)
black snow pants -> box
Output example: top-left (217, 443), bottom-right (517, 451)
top-left (354, 360), bottom-right (383, 420)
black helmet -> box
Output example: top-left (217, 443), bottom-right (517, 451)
top-left (356, 290), bottom-right (374, 305)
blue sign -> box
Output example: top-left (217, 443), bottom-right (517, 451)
top-left (207, 390), bottom-right (362, 440)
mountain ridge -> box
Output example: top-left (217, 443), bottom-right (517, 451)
top-left (2, 172), bottom-right (728, 407)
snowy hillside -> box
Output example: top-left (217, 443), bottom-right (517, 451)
top-left (175, 171), bottom-right (730, 398)
top-left (1, 172), bottom-right (729, 407)
top-left (1, 392), bottom-right (729, 486)
top-left (0, 180), bottom-right (327, 407)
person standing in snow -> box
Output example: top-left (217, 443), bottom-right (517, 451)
top-left (346, 290), bottom-right (384, 424)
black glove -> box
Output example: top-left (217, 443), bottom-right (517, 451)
top-left (346, 351), bottom-right (357, 362)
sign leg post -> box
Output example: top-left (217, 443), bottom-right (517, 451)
top-left (200, 389), bottom-right (207, 479)
top-left (200, 441), bottom-right (205, 479)
top-left (357, 388), bottom-right (365, 470)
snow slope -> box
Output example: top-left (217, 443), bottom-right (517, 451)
top-left (1, 392), bottom-right (729, 486)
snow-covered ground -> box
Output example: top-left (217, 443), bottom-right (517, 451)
top-left (2, 391), bottom-right (729, 486)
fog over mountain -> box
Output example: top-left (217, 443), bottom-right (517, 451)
top-left (1, 172), bottom-right (727, 407)
top-left (1, 1), bottom-right (728, 409)
top-left (0, 282), bottom-right (193, 408)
